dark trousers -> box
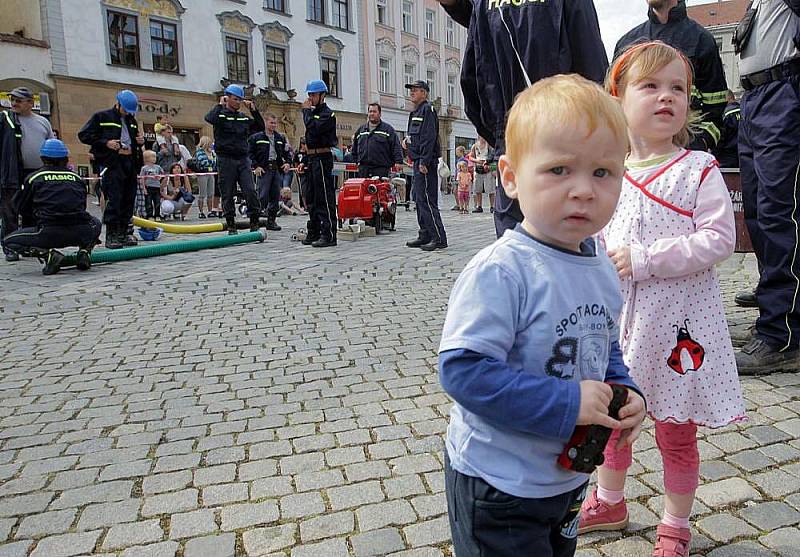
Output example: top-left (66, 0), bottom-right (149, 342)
top-left (412, 161), bottom-right (446, 244)
top-left (218, 155), bottom-right (260, 219)
top-left (445, 453), bottom-right (587, 557)
top-left (740, 75), bottom-right (800, 350)
top-left (258, 169), bottom-right (283, 219)
top-left (358, 166), bottom-right (391, 179)
top-left (5, 217), bottom-right (102, 254)
top-left (493, 175), bottom-right (524, 238)
top-left (145, 187), bottom-right (161, 219)
top-left (0, 187), bottom-right (18, 255)
top-left (102, 156), bottom-right (137, 228)
top-left (305, 153), bottom-right (337, 240)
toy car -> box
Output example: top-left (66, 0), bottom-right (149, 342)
top-left (337, 177), bottom-right (402, 233)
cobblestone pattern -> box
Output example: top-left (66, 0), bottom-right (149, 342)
top-left (0, 207), bottom-right (796, 556)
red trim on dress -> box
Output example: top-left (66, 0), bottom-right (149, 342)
top-left (699, 160), bottom-right (720, 185)
top-left (624, 150), bottom-right (694, 218)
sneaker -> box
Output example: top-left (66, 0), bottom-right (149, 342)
top-left (736, 337), bottom-right (800, 375)
top-left (76, 249), bottom-right (92, 271)
top-left (198, 212), bottom-right (206, 219)
top-left (472, 207), bottom-right (484, 213)
top-left (653, 524), bottom-right (691, 557)
top-left (734, 290), bottom-right (758, 308)
top-left (578, 489), bottom-right (628, 534)
top-left (42, 250), bottom-right (64, 275)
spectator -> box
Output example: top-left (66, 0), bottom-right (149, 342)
top-left (194, 136), bottom-right (216, 218)
top-left (160, 162), bottom-right (193, 220)
top-left (156, 125), bottom-right (181, 170)
top-left (139, 150), bottom-right (165, 220)
top-left (455, 161), bottom-right (472, 214)
top-left (282, 142), bottom-right (295, 190)
top-left (293, 139), bottom-right (308, 210)
top-left (154, 115), bottom-right (170, 137)
top-left (469, 136), bottom-right (496, 213)
top-left (279, 186), bottom-right (305, 216)
top-left (450, 145), bottom-right (468, 211)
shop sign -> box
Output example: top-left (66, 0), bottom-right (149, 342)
top-left (138, 96), bottom-right (182, 117)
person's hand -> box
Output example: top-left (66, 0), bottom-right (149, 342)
top-left (419, 163), bottom-right (428, 175)
top-left (301, 98), bottom-right (312, 109)
top-left (106, 139), bottom-right (121, 151)
top-left (136, 132), bottom-right (145, 145)
top-left (219, 96), bottom-right (227, 105)
top-left (243, 99), bottom-right (255, 111)
top-left (608, 246), bottom-right (633, 279)
top-left (577, 381), bottom-right (621, 428)
top-left (254, 167), bottom-right (264, 177)
top-left (160, 143), bottom-right (169, 153)
top-left (614, 390), bottom-right (646, 449)
top-left (281, 163), bottom-right (290, 173)
top-left (401, 137), bottom-right (408, 150)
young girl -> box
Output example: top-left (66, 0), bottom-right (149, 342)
top-left (455, 161), bottom-right (472, 214)
top-left (579, 41), bottom-right (745, 557)
top-left (278, 186), bottom-right (305, 216)
top-left (160, 162), bottom-right (194, 220)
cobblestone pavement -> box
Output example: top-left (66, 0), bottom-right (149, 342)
top-left (0, 205), bottom-right (798, 557)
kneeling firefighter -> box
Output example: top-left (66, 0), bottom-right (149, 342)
top-left (5, 139), bottom-right (102, 275)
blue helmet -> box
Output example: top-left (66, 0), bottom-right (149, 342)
top-left (116, 89), bottom-right (138, 114)
top-left (40, 139), bottom-right (69, 158)
top-left (137, 227), bottom-right (162, 241)
top-left (305, 79), bottom-right (328, 94)
top-left (224, 84), bottom-right (245, 99)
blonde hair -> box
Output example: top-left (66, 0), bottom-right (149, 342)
top-left (198, 136), bottom-right (212, 151)
top-left (505, 74), bottom-right (628, 165)
top-left (607, 41), bottom-right (698, 147)
top-left (143, 150), bottom-right (157, 162)
top-left (457, 161), bottom-right (468, 170)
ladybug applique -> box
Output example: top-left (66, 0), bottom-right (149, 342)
top-left (667, 320), bottom-right (705, 375)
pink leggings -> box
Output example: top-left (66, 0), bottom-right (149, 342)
top-left (603, 421), bottom-right (699, 494)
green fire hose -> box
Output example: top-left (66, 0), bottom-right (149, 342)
top-left (62, 230), bottom-right (265, 266)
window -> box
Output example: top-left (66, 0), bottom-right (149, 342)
top-left (402, 0), bottom-right (413, 33)
top-left (379, 57), bottom-right (392, 93)
top-left (446, 18), bottom-right (455, 47)
top-left (321, 57), bottom-right (339, 97)
top-left (225, 36), bottom-right (250, 83)
top-left (308, 0), bottom-right (325, 23)
top-left (427, 68), bottom-right (437, 99)
top-left (447, 74), bottom-right (458, 106)
top-left (150, 20), bottom-right (178, 72)
top-left (265, 45), bottom-right (287, 90)
top-left (332, 0), bottom-right (349, 29)
top-left (404, 63), bottom-right (416, 88)
top-left (264, 0), bottom-right (286, 12)
top-left (107, 10), bottom-right (139, 67)
top-left (425, 9), bottom-right (436, 41)
top-left (377, 0), bottom-right (388, 25)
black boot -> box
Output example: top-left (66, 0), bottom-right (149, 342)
top-left (734, 290), bottom-right (758, 308)
top-left (406, 237), bottom-right (429, 248)
top-left (105, 225), bottom-right (123, 249)
top-left (265, 218), bottom-right (281, 231)
top-left (311, 236), bottom-right (337, 248)
top-left (76, 248), bottom-right (92, 271)
top-left (249, 217), bottom-right (261, 232)
top-left (226, 217), bottom-right (238, 235)
top-left (123, 224), bottom-right (138, 247)
top-left (736, 338), bottom-right (800, 375)
top-left (42, 249), bottom-right (64, 275)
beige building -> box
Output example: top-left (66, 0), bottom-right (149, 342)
top-left (358, 0), bottom-right (478, 167)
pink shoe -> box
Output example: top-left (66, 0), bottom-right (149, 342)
top-left (578, 489), bottom-right (628, 534)
top-left (652, 524), bottom-right (691, 557)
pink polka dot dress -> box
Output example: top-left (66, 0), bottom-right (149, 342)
top-left (603, 149), bottom-right (745, 428)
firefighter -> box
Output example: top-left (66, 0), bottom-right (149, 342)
top-left (614, 0), bottom-right (728, 152)
top-left (0, 97), bottom-right (24, 261)
top-left (404, 80), bottom-right (447, 251)
top-left (437, 0), bottom-right (608, 238)
top-left (204, 84), bottom-right (263, 234)
top-left (78, 89), bottom-right (144, 249)
top-left (5, 139), bottom-right (101, 275)
top-left (734, 0), bottom-right (800, 374)
top-left (352, 102), bottom-right (403, 179)
top-left (713, 90), bottom-right (741, 169)
top-left (248, 112), bottom-right (290, 231)
top-left (301, 80), bottom-right (338, 248)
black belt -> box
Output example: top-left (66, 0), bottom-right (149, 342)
top-left (741, 58), bottom-right (800, 91)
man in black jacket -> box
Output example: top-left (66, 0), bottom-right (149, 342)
top-left (301, 80), bottom-right (338, 248)
top-left (437, 0), bottom-right (608, 238)
top-left (352, 103), bottom-right (403, 179)
top-left (248, 112), bottom-right (290, 231)
top-left (713, 91), bottom-right (741, 169)
top-left (205, 84), bottom-right (263, 234)
top-left (615, 0), bottom-right (728, 152)
top-left (0, 107), bottom-right (24, 260)
top-left (78, 89), bottom-right (144, 249)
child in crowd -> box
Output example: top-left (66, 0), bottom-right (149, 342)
top-left (455, 160), bottom-right (472, 214)
top-left (160, 162), bottom-right (194, 220)
top-left (579, 42), bottom-right (745, 557)
top-left (139, 150), bottom-right (164, 220)
top-left (439, 74), bottom-right (646, 557)
top-left (278, 186), bottom-right (305, 216)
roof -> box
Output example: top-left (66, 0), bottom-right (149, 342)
top-left (687, 0), bottom-right (749, 27)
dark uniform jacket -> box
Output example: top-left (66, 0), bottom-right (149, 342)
top-left (248, 130), bottom-right (289, 169)
top-left (78, 107), bottom-right (144, 169)
top-left (302, 103), bottom-right (337, 151)
top-left (614, 1), bottom-right (728, 150)
top-left (352, 120), bottom-right (403, 170)
top-left (442, 0), bottom-right (608, 155)
top-left (205, 105), bottom-right (265, 158)
top-left (714, 101), bottom-right (741, 168)
top-left (0, 110), bottom-right (24, 190)
top-left (14, 166), bottom-right (92, 226)
top-left (406, 100), bottom-right (440, 169)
